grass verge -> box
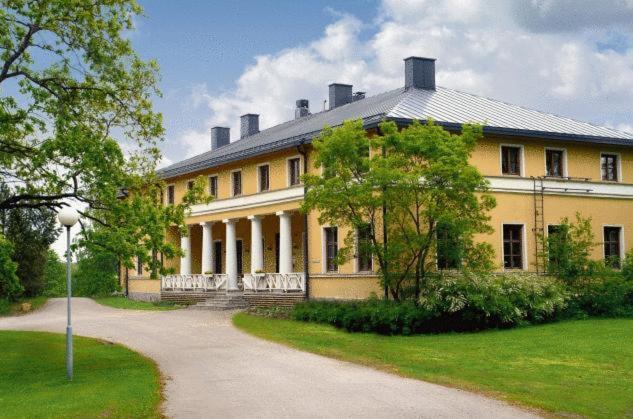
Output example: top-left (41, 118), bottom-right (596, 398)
top-left (233, 313), bottom-right (633, 418)
top-left (0, 330), bottom-right (162, 418)
top-left (93, 296), bottom-right (183, 311)
top-left (0, 296), bottom-right (48, 317)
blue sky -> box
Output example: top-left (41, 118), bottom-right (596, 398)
top-left (122, 0), bottom-right (633, 167)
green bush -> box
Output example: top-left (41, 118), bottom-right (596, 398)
top-left (565, 271), bottom-right (633, 317)
top-left (43, 250), bottom-right (67, 297)
top-left (293, 273), bottom-right (568, 335)
top-left (622, 250), bottom-right (633, 281)
top-left (0, 234), bottom-right (22, 301)
top-left (74, 248), bottom-right (120, 297)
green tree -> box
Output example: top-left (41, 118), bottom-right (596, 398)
top-left (5, 206), bottom-right (59, 296)
top-left (0, 233), bottom-right (21, 301)
top-left (303, 119), bottom-right (496, 301)
top-left (43, 249), bottom-right (65, 297)
top-left (541, 213), bottom-right (596, 282)
top-left (73, 245), bottom-right (119, 296)
top-left (0, 1), bottom-right (208, 274)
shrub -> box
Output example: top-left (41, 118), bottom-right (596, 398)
top-left (565, 269), bottom-right (633, 317)
top-left (622, 250), bottom-right (633, 281)
top-left (74, 248), bottom-right (120, 296)
top-left (0, 234), bottom-right (22, 301)
top-left (292, 273), bottom-right (568, 335)
top-left (43, 250), bottom-right (67, 297)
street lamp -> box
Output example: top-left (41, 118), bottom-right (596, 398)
top-left (57, 206), bottom-right (79, 380)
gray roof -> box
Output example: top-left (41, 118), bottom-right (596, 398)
top-left (159, 86), bottom-right (633, 178)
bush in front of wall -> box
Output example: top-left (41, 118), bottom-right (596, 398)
top-left (292, 273), bottom-right (568, 335)
top-left (565, 266), bottom-right (633, 317)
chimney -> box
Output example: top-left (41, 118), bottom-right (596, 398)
top-left (328, 83), bottom-right (353, 109)
top-left (352, 91), bottom-right (365, 102)
top-left (240, 113), bottom-right (259, 138)
top-left (211, 126), bottom-right (230, 150)
top-left (295, 99), bottom-right (310, 119)
top-left (404, 56), bottom-right (436, 90)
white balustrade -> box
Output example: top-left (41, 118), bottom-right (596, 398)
top-left (162, 272), bottom-right (304, 293)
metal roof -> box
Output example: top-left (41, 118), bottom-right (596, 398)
top-left (159, 86), bottom-right (633, 178)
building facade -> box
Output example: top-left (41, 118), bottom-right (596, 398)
top-left (123, 57), bottom-right (633, 302)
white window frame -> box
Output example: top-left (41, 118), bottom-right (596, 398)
top-left (230, 169), bottom-right (242, 197)
top-left (165, 183), bottom-right (176, 205)
top-left (501, 222), bottom-right (528, 271)
top-left (257, 162), bottom-right (270, 193)
top-left (286, 155), bottom-right (303, 187)
top-left (321, 225), bottom-right (339, 274)
top-left (499, 144), bottom-right (525, 177)
top-left (600, 152), bottom-right (622, 183)
top-left (354, 226), bottom-right (373, 273)
top-left (602, 224), bottom-right (625, 263)
top-left (544, 147), bottom-right (568, 178)
top-left (208, 174), bottom-right (218, 198)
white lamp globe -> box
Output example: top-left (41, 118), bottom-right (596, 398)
top-left (58, 207), bottom-right (80, 227)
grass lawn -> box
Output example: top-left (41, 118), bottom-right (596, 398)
top-left (93, 296), bottom-right (183, 311)
top-left (0, 330), bottom-right (161, 418)
top-left (0, 296), bottom-right (48, 317)
top-left (234, 313), bottom-right (633, 418)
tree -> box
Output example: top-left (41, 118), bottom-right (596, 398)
top-left (0, 1), bottom-right (207, 274)
top-left (43, 249), bottom-right (65, 297)
top-left (303, 119), bottom-right (496, 301)
top-left (541, 213), bottom-right (596, 281)
top-left (5, 206), bottom-right (59, 296)
top-left (0, 233), bottom-right (21, 301)
top-left (73, 244), bottom-right (119, 296)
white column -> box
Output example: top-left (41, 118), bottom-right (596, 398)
top-left (179, 226), bottom-right (191, 275)
top-left (248, 215), bottom-right (264, 274)
top-left (277, 211), bottom-right (293, 274)
top-left (200, 222), bottom-right (214, 274)
top-left (223, 219), bottom-right (239, 290)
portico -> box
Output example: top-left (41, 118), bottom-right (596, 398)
top-left (162, 209), bottom-right (306, 293)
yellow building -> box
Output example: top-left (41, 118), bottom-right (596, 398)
top-left (124, 57), bottom-right (633, 304)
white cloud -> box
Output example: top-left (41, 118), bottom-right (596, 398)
top-left (172, 0), bottom-right (633, 161)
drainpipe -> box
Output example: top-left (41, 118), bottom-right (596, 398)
top-left (125, 266), bottom-right (129, 298)
top-left (297, 140), bottom-right (310, 300)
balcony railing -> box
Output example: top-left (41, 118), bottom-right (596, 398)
top-left (161, 274), bottom-right (227, 292)
top-left (161, 272), bottom-right (305, 293)
top-left (242, 272), bottom-right (305, 292)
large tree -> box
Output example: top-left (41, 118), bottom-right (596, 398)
top-left (303, 119), bottom-right (496, 301)
top-left (0, 1), bottom-right (206, 275)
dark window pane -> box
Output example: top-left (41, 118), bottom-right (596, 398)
top-left (209, 176), bottom-right (218, 197)
top-left (601, 154), bottom-right (618, 181)
top-left (187, 180), bottom-right (194, 191)
top-left (546, 149), bottom-right (564, 177)
top-left (167, 185), bottom-right (175, 204)
top-left (357, 225), bottom-right (372, 272)
top-left (437, 223), bottom-right (460, 269)
top-left (289, 158), bottom-right (301, 185)
top-left (325, 227), bottom-right (338, 272)
top-left (501, 146), bottom-right (521, 175)
top-left (232, 171), bottom-right (242, 196)
top-left (259, 165), bottom-right (269, 191)
top-left (604, 226), bottom-right (621, 268)
top-left (503, 224), bottom-right (523, 269)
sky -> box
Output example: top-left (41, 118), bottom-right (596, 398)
top-left (52, 0), bottom-right (633, 256)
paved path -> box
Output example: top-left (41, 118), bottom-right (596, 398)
top-left (0, 298), bottom-right (538, 418)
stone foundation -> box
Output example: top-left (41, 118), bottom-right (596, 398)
top-left (128, 292), bottom-right (161, 302)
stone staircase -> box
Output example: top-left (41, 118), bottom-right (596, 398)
top-left (191, 291), bottom-right (249, 310)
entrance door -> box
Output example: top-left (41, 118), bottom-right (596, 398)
top-left (214, 241), bottom-right (222, 274)
top-left (275, 233), bottom-right (280, 273)
top-left (236, 239), bottom-right (243, 277)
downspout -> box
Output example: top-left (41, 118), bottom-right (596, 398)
top-left (297, 140), bottom-right (310, 300)
top-left (125, 266), bottom-right (129, 298)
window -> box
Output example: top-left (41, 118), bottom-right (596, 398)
top-left (258, 165), bottom-right (270, 192)
top-left (501, 146), bottom-right (521, 175)
top-left (601, 154), bottom-right (619, 181)
top-left (288, 157), bottom-right (301, 186)
top-left (232, 171), bottom-right (242, 196)
top-left (324, 227), bottom-right (338, 272)
top-left (546, 149), bottom-right (564, 177)
top-left (136, 256), bottom-right (143, 275)
top-left (187, 180), bottom-right (194, 191)
top-left (357, 225), bottom-right (372, 272)
top-left (604, 226), bottom-right (622, 268)
top-left (167, 185), bottom-right (175, 205)
top-left (503, 224), bottom-right (523, 269)
top-left (208, 176), bottom-right (218, 197)
top-left (437, 223), bottom-right (460, 270)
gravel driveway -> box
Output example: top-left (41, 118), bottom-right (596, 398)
top-left (0, 298), bottom-right (537, 418)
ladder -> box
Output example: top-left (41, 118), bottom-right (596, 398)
top-left (532, 177), bottom-right (545, 274)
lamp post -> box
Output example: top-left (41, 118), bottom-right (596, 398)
top-left (57, 206), bottom-right (79, 380)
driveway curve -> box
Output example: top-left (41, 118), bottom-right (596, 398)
top-left (0, 298), bottom-right (537, 418)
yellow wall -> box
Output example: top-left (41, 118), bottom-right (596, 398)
top-left (156, 130), bottom-right (633, 300)
top-left (128, 279), bottom-right (160, 294)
